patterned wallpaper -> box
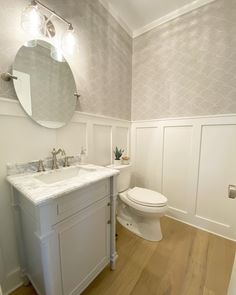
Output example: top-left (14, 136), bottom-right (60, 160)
top-left (132, 0), bottom-right (236, 120)
top-left (0, 0), bottom-right (132, 120)
top-left (1, 0), bottom-right (236, 122)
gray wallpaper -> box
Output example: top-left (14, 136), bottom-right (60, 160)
top-left (0, 0), bottom-right (132, 120)
top-left (132, 0), bottom-right (236, 120)
top-left (1, 0), bottom-right (236, 122)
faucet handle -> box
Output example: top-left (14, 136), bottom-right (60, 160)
top-left (37, 160), bottom-right (45, 172)
top-left (64, 156), bottom-right (74, 167)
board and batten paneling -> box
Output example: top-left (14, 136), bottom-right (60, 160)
top-left (0, 246), bottom-right (4, 293)
top-left (196, 124), bottom-right (236, 238)
top-left (57, 123), bottom-right (87, 157)
top-left (113, 127), bottom-right (129, 156)
top-left (134, 127), bottom-right (161, 191)
top-left (93, 125), bottom-right (112, 166)
top-left (228, 256), bottom-right (236, 295)
top-left (162, 126), bottom-right (193, 215)
top-left (132, 116), bottom-right (236, 241)
top-left (0, 97), bottom-right (130, 294)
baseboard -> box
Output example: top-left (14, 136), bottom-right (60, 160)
top-left (4, 283), bottom-right (23, 295)
top-left (166, 215), bottom-right (236, 242)
top-left (3, 268), bottom-right (23, 295)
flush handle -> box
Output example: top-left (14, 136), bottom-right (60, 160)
top-left (228, 185), bottom-right (236, 199)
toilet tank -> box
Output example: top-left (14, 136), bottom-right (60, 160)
top-left (109, 164), bottom-right (131, 193)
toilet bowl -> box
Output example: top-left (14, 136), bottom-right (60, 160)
top-left (108, 164), bottom-right (168, 242)
top-left (118, 187), bottom-right (167, 241)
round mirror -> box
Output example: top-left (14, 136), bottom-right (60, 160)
top-left (13, 40), bottom-right (77, 128)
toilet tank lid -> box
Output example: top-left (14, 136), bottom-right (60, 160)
top-left (107, 164), bottom-right (132, 170)
top-left (128, 187), bottom-right (167, 207)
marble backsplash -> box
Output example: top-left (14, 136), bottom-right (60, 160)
top-left (7, 155), bottom-right (82, 176)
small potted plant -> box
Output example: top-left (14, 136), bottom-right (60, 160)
top-left (113, 147), bottom-right (124, 166)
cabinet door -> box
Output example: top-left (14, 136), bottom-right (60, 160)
top-left (56, 197), bottom-right (110, 295)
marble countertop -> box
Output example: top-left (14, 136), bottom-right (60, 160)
top-left (7, 164), bottom-right (119, 206)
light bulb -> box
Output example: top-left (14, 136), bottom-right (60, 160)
top-left (62, 26), bottom-right (77, 56)
top-left (21, 2), bottom-right (45, 36)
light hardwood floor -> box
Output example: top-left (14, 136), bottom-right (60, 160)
top-left (10, 217), bottom-right (236, 295)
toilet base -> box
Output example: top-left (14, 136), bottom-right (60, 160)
top-left (117, 202), bottom-right (163, 242)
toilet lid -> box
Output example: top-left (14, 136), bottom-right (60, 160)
top-left (127, 187), bottom-right (167, 207)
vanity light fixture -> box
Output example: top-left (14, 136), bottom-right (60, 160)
top-left (21, 0), bottom-right (77, 55)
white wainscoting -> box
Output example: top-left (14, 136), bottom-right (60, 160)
top-left (0, 97), bottom-right (130, 294)
top-left (228, 256), bottom-right (236, 295)
top-left (1, 96), bottom-right (236, 293)
top-left (0, 247), bottom-right (5, 293)
top-left (131, 115), bottom-right (236, 241)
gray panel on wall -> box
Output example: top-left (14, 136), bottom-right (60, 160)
top-left (132, 0), bottom-right (236, 120)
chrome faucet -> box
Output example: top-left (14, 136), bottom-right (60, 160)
top-left (51, 148), bottom-right (63, 169)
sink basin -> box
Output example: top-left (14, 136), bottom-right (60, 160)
top-left (35, 166), bottom-right (95, 184)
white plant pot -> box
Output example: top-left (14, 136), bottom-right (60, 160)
top-left (122, 159), bottom-right (130, 165)
top-left (114, 159), bottom-right (121, 166)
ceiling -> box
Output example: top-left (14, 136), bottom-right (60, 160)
top-left (99, 0), bottom-right (215, 38)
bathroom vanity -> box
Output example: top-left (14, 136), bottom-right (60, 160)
top-left (7, 164), bottom-right (119, 295)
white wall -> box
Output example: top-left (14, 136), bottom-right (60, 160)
top-left (228, 256), bottom-right (236, 295)
top-left (0, 97), bottom-right (130, 294)
top-left (131, 114), bottom-right (236, 241)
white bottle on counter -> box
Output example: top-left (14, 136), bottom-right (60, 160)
top-left (80, 146), bottom-right (87, 165)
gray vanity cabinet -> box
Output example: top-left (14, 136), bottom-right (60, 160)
top-left (55, 197), bottom-right (110, 295)
top-left (11, 177), bottom-right (117, 295)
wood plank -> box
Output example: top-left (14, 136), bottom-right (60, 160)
top-left (10, 285), bottom-right (36, 295)
top-left (204, 234), bottom-right (236, 295)
top-left (10, 217), bottom-right (236, 295)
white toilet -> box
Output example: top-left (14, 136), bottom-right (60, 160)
top-left (111, 164), bottom-right (168, 242)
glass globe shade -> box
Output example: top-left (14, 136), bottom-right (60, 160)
top-left (61, 28), bottom-right (77, 56)
top-left (21, 4), bottom-right (45, 36)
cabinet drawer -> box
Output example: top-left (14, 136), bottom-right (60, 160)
top-left (55, 178), bottom-right (110, 223)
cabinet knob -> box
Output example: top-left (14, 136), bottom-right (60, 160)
top-left (107, 220), bottom-right (111, 224)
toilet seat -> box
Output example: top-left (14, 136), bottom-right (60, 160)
top-left (119, 190), bottom-right (167, 215)
top-left (127, 187), bottom-right (167, 207)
